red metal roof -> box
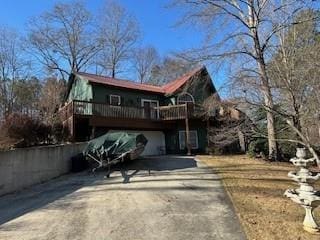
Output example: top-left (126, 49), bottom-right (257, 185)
top-left (76, 66), bottom-right (204, 95)
top-left (162, 67), bottom-right (203, 94)
top-left (76, 72), bottom-right (164, 94)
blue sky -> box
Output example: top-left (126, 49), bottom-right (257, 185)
top-left (0, 0), bottom-right (203, 56)
top-left (1, 1), bottom-right (319, 96)
top-left (0, 0), bottom-right (224, 90)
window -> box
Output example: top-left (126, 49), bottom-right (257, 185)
top-left (179, 131), bottom-right (198, 150)
top-left (177, 93), bottom-right (195, 105)
top-left (109, 95), bottom-right (121, 106)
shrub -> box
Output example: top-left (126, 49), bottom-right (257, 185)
top-left (0, 113), bottom-right (51, 147)
top-left (248, 137), bottom-right (297, 161)
top-left (247, 138), bottom-right (268, 158)
top-left (209, 140), bottom-right (242, 155)
top-left (52, 122), bottom-right (69, 142)
top-left (278, 141), bottom-right (296, 160)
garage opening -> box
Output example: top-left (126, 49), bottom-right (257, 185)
top-left (109, 130), bottom-right (166, 156)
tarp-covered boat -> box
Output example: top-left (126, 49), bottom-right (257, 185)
top-left (83, 132), bottom-right (148, 174)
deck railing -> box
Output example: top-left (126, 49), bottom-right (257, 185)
top-left (59, 100), bottom-right (193, 121)
top-left (156, 104), bottom-right (187, 120)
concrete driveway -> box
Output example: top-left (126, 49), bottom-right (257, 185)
top-left (0, 155), bottom-right (246, 240)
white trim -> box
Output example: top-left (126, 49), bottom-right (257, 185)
top-left (179, 130), bottom-right (199, 150)
top-left (141, 99), bottom-right (159, 118)
top-left (177, 92), bottom-right (195, 104)
top-left (109, 94), bottom-right (121, 106)
top-left (141, 99), bottom-right (159, 107)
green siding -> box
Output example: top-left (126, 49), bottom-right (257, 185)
top-left (197, 126), bottom-right (208, 152)
top-left (92, 84), bottom-right (165, 106)
top-left (165, 120), bottom-right (208, 154)
top-left (173, 71), bottom-right (215, 105)
top-left (68, 69), bottom-right (215, 107)
top-left (67, 76), bottom-right (93, 102)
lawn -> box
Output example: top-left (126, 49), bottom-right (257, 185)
top-left (197, 155), bottom-right (320, 240)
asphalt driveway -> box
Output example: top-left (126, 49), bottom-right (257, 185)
top-left (0, 155), bottom-right (246, 240)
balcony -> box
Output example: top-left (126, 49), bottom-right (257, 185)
top-left (59, 100), bottom-right (200, 123)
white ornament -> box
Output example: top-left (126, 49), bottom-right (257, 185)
top-left (285, 148), bottom-right (320, 234)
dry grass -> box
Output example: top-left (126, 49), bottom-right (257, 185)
top-left (197, 155), bottom-right (320, 240)
top-left (0, 136), bottom-right (19, 151)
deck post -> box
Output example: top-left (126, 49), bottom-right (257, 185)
top-left (71, 101), bottom-right (75, 141)
top-left (185, 104), bottom-right (191, 155)
top-left (206, 119), bottom-right (210, 152)
top-left (90, 126), bottom-right (96, 140)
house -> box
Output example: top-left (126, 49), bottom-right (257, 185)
top-left (60, 66), bottom-right (218, 155)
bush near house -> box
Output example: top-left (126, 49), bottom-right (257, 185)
top-left (0, 113), bottom-right (69, 150)
top-left (204, 98), bottom-right (252, 155)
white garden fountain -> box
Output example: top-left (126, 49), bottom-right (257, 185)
top-left (285, 148), bottom-right (320, 234)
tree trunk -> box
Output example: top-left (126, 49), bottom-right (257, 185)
top-left (249, 2), bottom-right (278, 160)
top-left (265, 99), bottom-right (278, 160)
top-left (291, 97), bottom-right (304, 147)
top-left (112, 61), bottom-right (116, 78)
top-left (259, 64), bottom-right (278, 160)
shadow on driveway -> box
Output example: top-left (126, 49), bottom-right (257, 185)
top-left (0, 155), bottom-right (203, 226)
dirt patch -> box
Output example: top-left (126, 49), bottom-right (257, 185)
top-left (197, 155), bottom-right (320, 240)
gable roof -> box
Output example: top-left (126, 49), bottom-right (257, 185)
top-left (73, 66), bottom-right (208, 96)
top-left (77, 72), bottom-right (164, 94)
top-left (162, 66), bottom-right (204, 95)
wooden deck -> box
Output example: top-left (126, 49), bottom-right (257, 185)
top-left (59, 100), bottom-right (204, 155)
top-left (59, 100), bottom-right (192, 122)
top-left (59, 100), bottom-right (201, 135)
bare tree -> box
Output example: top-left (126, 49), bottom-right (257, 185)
top-left (0, 26), bottom-right (30, 118)
top-left (27, 1), bottom-right (99, 79)
top-left (39, 77), bottom-right (66, 126)
top-left (269, 10), bottom-right (318, 126)
top-left (149, 57), bottom-right (196, 85)
top-left (13, 77), bottom-right (41, 117)
top-left (97, 0), bottom-right (140, 78)
top-left (202, 94), bottom-right (252, 153)
top-left (132, 46), bottom-right (159, 83)
top-left (266, 9), bottom-right (320, 164)
top-left (171, 0), bottom-right (318, 160)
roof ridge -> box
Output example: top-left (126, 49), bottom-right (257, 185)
top-left (76, 72), bottom-right (162, 89)
top-left (75, 65), bottom-right (206, 95)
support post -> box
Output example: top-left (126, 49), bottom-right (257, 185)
top-left (71, 101), bottom-right (75, 141)
top-left (90, 126), bottom-right (96, 140)
top-left (185, 104), bottom-right (191, 155)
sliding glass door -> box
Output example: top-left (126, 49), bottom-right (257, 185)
top-left (141, 99), bottom-right (159, 119)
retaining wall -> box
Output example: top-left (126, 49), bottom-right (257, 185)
top-left (0, 143), bottom-right (86, 196)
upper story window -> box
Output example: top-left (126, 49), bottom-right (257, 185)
top-left (177, 93), bottom-right (195, 105)
top-left (109, 95), bottom-right (121, 106)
